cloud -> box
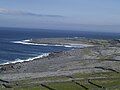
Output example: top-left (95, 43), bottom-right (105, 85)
top-left (0, 8), bottom-right (64, 18)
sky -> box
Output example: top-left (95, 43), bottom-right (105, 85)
top-left (0, 0), bottom-right (120, 32)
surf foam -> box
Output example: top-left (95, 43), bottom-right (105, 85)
top-left (12, 39), bottom-right (94, 48)
top-left (0, 53), bottom-right (50, 65)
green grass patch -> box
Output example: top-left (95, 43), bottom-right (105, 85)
top-left (47, 82), bottom-right (83, 90)
top-left (1, 72), bottom-right (120, 90)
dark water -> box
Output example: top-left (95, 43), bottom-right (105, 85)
top-left (0, 27), bottom-right (119, 64)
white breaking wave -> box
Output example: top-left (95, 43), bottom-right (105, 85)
top-left (0, 53), bottom-right (50, 65)
top-left (12, 39), bottom-right (94, 48)
top-left (12, 40), bottom-right (49, 46)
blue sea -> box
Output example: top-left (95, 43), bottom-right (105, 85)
top-left (0, 27), bottom-right (120, 64)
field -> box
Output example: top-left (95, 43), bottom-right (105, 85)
top-left (0, 71), bottom-right (120, 90)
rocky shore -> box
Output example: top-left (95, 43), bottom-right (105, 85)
top-left (0, 38), bottom-right (120, 90)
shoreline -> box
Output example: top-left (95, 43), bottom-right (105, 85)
top-left (0, 53), bottom-right (50, 66)
top-left (0, 38), bottom-right (94, 66)
top-left (12, 39), bottom-right (94, 48)
top-left (0, 38), bottom-right (120, 81)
